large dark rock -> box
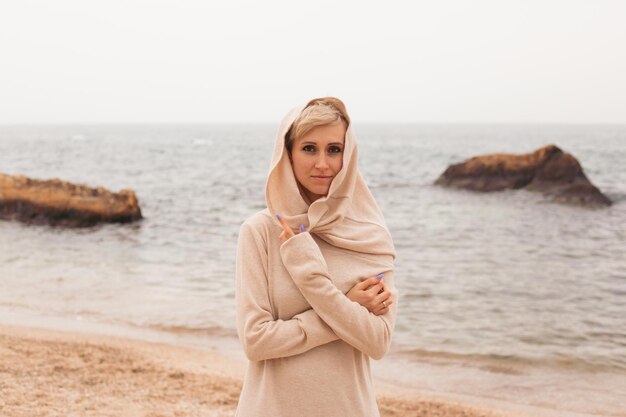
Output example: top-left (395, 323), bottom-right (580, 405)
top-left (0, 173), bottom-right (143, 227)
top-left (435, 145), bottom-right (611, 206)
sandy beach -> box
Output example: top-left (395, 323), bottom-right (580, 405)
top-left (0, 323), bottom-right (537, 417)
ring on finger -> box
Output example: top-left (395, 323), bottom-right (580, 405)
top-left (383, 301), bottom-right (387, 308)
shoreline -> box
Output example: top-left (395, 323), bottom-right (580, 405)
top-left (0, 322), bottom-right (523, 417)
top-left (0, 311), bottom-right (624, 416)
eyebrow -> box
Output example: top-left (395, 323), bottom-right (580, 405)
top-left (301, 141), bottom-right (344, 146)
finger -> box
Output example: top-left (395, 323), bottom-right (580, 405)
top-left (367, 280), bottom-right (385, 297)
top-left (374, 290), bottom-right (393, 305)
top-left (354, 277), bottom-right (375, 291)
top-left (365, 273), bottom-right (385, 291)
top-left (376, 297), bottom-right (393, 314)
top-left (367, 281), bottom-right (384, 296)
top-left (371, 273), bottom-right (384, 289)
top-left (355, 277), bottom-right (379, 291)
top-left (363, 274), bottom-right (385, 290)
top-left (276, 214), bottom-right (295, 237)
top-left (372, 303), bottom-right (390, 316)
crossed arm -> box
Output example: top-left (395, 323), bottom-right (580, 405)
top-left (236, 223), bottom-right (338, 361)
top-left (235, 222), bottom-right (398, 362)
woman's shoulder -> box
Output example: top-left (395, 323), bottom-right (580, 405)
top-left (239, 209), bottom-right (277, 251)
top-left (240, 208), bottom-right (275, 236)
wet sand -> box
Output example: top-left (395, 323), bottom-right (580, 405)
top-left (0, 324), bottom-right (543, 417)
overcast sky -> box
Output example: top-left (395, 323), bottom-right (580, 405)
top-left (1, 0), bottom-right (625, 124)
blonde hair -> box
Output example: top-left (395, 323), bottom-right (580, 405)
top-left (285, 97), bottom-right (350, 152)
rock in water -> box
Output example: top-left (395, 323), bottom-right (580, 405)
top-left (434, 145), bottom-right (611, 206)
top-left (0, 173), bottom-right (143, 227)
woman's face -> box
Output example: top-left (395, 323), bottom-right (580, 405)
top-left (290, 121), bottom-right (346, 203)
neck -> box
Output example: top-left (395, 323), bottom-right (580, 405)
top-left (298, 183), bottom-right (323, 204)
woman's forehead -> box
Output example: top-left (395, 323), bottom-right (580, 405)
top-left (295, 123), bottom-right (346, 144)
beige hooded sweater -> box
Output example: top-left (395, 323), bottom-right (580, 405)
top-left (235, 102), bottom-right (398, 417)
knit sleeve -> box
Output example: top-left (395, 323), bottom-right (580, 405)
top-left (279, 232), bottom-right (398, 360)
top-left (235, 222), bottom-right (339, 362)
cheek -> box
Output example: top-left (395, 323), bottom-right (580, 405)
top-left (334, 157), bottom-right (343, 172)
top-left (291, 155), bottom-right (310, 178)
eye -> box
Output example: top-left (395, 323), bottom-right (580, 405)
top-left (328, 146), bottom-right (343, 154)
top-left (302, 145), bottom-right (316, 152)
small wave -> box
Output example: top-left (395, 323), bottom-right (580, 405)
top-left (139, 323), bottom-right (238, 338)
top-left (3, 256), bottom-right (22, 263)
top-left (394, 347), bottom-right (625, 374)
top-left (192, 139), bottom-right (213, 146)
top-left (606, 192), bottom-right (626, 204)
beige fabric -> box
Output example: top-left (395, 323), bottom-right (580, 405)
top-left (265, 102), bottom-right (396, 259)
top-left (235, 102), bottom-right (398, 417)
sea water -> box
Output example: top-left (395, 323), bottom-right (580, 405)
top-left (1, 123), bottom-right (625, 415)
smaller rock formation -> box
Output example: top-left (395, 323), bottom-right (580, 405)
top-left (435, 145), bottom-right (611, 206)
top-left (0, 173), bottom-right (143, 227)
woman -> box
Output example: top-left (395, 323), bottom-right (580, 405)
top-left (235, 97), bottom-right (398, 417)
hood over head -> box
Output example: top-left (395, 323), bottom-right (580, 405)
top-left (265, 99), bottom-right (396, 263)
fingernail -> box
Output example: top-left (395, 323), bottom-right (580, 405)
top-left (376, 273), bottom-right (384, 279)
top-left (276, 214), bottom-right (281, 221)
top-left (299, 224), bottom-right (305, 232)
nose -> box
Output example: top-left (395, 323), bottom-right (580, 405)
top-left (315, 153), bottom-right (329, 170)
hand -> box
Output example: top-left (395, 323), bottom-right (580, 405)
top-left (346, 275), bottom-right (393, 316)
top-left (277, 213), bottom-right (305, 243)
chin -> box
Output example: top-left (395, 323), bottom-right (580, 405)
top-left (303, 186), bottom-right (327, 198)
top-left (309, 185), bottom-right (329, 195)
